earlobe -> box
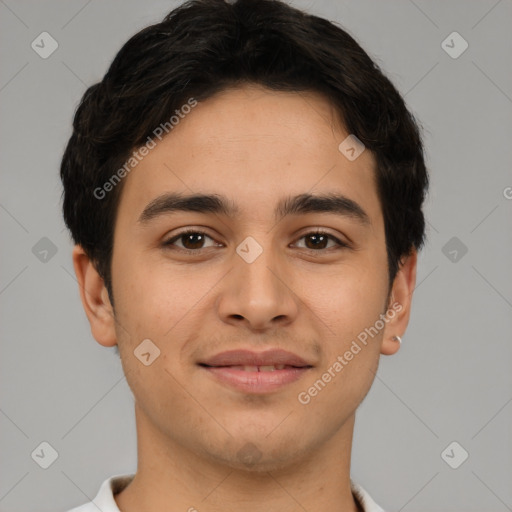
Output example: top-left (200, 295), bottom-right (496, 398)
top-left (72, 245), bottom-right (117, 347)
top-left (380, 250), bottom-right (418, 356)
top-left (381, 335), bottom-right (402, 356)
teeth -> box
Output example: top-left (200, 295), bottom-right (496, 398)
top-left (228, 364), bottom-right (288, 371)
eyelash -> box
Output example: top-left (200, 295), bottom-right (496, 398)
top-left (162, 228), bottom-right (349, 255)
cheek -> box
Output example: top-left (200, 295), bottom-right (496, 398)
top-left (302, 256), bottom-right (388, 386)
top-left (112, 254), bottom-right (193, 333)
top-left (331, 282), bottom-right (387, 341)
top-left (306, 255), bottom-right (388, 334)
top-left (297, 282), bottom-right (385, 422)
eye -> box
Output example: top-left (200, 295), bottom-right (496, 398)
top-left (162, 228), bottom-right (349, 254)
top-left (293, 230), bottom-right (348, 251)
top-left (163, 229), bottom-right (220, 252)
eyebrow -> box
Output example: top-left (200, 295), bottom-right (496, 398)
top-left (138, 192), bottom-right (371, 226)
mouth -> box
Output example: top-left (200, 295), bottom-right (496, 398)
top-left (198, 349), bottom-right (314, 394)
top-left (201, 364), bottom-right (301, 371)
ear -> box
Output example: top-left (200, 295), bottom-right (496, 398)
top-left (380, 249), bottom-right (418, 356)
top-left (72, 245), bottom-right (117, 347)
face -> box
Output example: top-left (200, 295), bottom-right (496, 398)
top-left (77, 84), bottom-right (414, 472)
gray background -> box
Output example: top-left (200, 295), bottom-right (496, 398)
top-left (1, 0), bottom-right (511, 511)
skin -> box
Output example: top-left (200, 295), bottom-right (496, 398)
top-left (73, 84), bottom-right (417, 512)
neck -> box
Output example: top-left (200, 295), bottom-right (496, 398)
top-left (115, 403), bottom-right (361, 512)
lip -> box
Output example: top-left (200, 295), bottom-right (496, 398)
top-left (200, 349), bottom-right (312, 368)
top-left (198, 349), bottom-right (313, 394)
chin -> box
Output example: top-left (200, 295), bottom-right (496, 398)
top-left (204, 435), bottom-right (309, 473)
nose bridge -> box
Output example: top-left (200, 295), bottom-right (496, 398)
top-left (240, 242), bottom-right (280, 294)
top-left (217, 234), bottom-right (298, 329)
top-left (236, 236), bottom-right (283, 303)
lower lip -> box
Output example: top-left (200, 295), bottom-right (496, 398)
top-left (200, 366), bottom-right (311, 393)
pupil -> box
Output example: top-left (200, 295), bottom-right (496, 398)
top-left (184, 233), bottom-right (203, 249)
top-left (307, 234), bottom-right (327, 249)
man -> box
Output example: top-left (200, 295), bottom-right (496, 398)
top-left (61, 0), bottom-right (429, 510)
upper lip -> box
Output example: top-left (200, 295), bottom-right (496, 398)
top-left (199, 349), bottom-right (313, 368)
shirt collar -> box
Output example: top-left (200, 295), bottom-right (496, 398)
top-left (86, 474), bottom-right (385, 512)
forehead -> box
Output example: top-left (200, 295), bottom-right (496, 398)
top-left (116, 84), bottom-right (382, 227)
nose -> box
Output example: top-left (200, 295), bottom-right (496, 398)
top-left (216, 242), bottom-right (299, 331)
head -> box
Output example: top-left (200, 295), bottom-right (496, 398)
top-left (61, 0), bottom-right (428, 472)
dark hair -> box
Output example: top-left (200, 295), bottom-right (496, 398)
top-left (60, 0), bottom-right (429, 301)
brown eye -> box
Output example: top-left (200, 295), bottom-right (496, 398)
top-left (164, 230), bottom-right (218, 251)
top-left (304, 233), bottom-right (329, 250)
top-left (180, 232), bottom-right (206, 249)
top-left (294, 231), bottom-right (347, 251)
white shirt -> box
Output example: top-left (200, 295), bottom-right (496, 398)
top-left (66, 473), bottom-right (386, 512)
